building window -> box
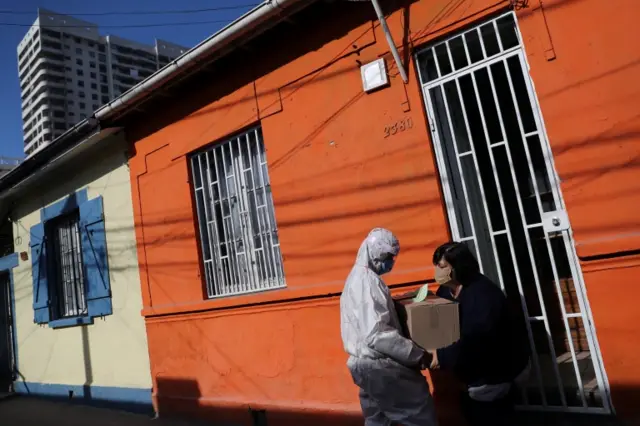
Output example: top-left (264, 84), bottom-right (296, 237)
top-left (100, 85), bottom-right (108, 94)
top-left (76, 47), bottom-right (82, 54)
top-left (48, 212), bottom-right (87, 318)
top-left (92, 94), bottom-right (98, 100)
top-left (78, 81), bottom-right (85, 87)
top-left (90, 72), bottom-right (96, 79)
top-left (90, 62), bottom-right (96, 69)
top-left (101, 95), bottom-right (109, 103)
top-left (91, 83), bottom-right (97, 90)
top-left (190, 127), bottom-right (285, 298)
top-left (30, 191), bottom-right (112, 327)
top-left (98, 45), bottom-right (105, 53)
top-left (89, 51), bottom-right (96, 58)
top-left (76, 69), bottom-right (84, 77)
top-left (76, 58), bottom-right (83, 66)
top-left (79, 102), bottom-right (86, 109)
top-left (92, 104), bottom-right (98, 110)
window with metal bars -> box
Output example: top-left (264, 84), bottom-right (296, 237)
top-left (46, 212), bottom-right (87, 319)
top-left (190, 127), bottom-right (285, 299)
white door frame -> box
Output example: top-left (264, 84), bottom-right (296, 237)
top-left (414, 11), bottom-right (612, 414)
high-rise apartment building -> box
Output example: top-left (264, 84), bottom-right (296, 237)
top-left (0, 157), bottom-right (21, 179)
top-left (18, 9), bottom-right (188, 156)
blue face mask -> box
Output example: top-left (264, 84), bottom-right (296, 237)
top-left (378, 257), bottom-right (396, 275)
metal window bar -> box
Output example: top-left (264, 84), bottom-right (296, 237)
top-left (220, 141), bottom-right (244, 295)
top-left (52, 213), bottom-right (86, 318)
top-left (425, 83), bottom-right (486, 271)
top-left (432, 28), bottom-right (545, 404)
top-left (469, 54), bottom-right (553, 406)
top-left (416, 11), bottom-right (611, 413)
top-left (243, 129), bottom-right (284, 289)
top-left (464, 50), bottom-right (542, 406)
top-left (211, 146), bottom-right (233, 295)
top-left (416, 18), bottom-right (521, 87)
top-left (231, 136), bottom-right (258, 294)
top-left (448, 62), bottom-right (505, 287)
top-left (191, 127), bottom-right (286, 299)
top-left (426, 48), bottom-right (483, 257)
top-left (470, 34), bottom-right (568, 407)
top-left (497, 54), bottom-right (581, 407)
top-left (428, 53), bottom-right (561, 406)
top-left (502, 51), bottom-right (608, 408)
top-left (516, 37), bottom-right (613, 412)
top-left (419, 78), bottom-right (467, 242)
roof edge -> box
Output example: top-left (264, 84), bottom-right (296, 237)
top-left (95, 0), bottom-right (312, 123)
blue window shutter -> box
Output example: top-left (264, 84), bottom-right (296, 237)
top-left (30, 223), bottom-right (50, 324)
top-left (79, 196), bottom-right (112, 317)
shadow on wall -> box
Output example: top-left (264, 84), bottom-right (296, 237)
top-left (13, 383), bottom-right (154, 415)
top-left (9, 137), bottom-right (128, 223)
top-left (154, 374), bottom-right (471, 426)
top-left (119, 0), bottom-right (474, 142)
top-left (155, 377), bottom-right (362, 426)
top-left (153, 376), bottom-right (634, 426)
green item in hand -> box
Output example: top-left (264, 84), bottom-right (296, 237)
top-left (412, 284), bottom-right (430, 303)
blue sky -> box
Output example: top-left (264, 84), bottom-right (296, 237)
top-left (0, 0), bottom-right (257, 158)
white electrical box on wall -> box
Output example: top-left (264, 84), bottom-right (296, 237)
top-left (361, 58), bottom-right (388, 93)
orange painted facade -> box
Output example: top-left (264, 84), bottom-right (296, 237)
top-left (121, 0), bottom-right (640, 423)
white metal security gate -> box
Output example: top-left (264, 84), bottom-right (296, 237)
top-left (416, 12), bottom-right (612, 413)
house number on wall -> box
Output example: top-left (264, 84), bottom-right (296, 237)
top-left (384, 117), bottom-right (414, 138)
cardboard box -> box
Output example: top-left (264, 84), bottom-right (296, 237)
top-left (394, 296), bottom-right (460, 350)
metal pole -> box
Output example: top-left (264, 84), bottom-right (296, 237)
top-left (370, 0), bottom-right (409, 83)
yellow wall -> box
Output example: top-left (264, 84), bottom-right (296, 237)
top-left (10, 136), bottom-right (151, 390)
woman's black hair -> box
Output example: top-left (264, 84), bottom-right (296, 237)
top-left (432, 242), bottom-right (481, 286)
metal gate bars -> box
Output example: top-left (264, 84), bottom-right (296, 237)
top-left (416, 12), bottom-right (611, 413)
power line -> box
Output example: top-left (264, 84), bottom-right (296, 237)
top-left (0, 19), bottom-right (237, 28)
top-left (0, 4), bottom-right (260, 16)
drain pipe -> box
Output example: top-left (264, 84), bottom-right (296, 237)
top-left (370, 0), bottom-right (408, 83)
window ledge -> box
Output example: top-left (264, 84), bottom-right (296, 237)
top-left (48, 316), bottom-right (94, 329)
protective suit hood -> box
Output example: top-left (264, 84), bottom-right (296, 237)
top-left (355, 228), bottom-right (400, 275)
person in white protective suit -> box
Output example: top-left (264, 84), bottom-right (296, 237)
top-left (340, 228), bottom-right (438, 426)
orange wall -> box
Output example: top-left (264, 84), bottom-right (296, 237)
top-left (124, 0), bottom-right (640, 423)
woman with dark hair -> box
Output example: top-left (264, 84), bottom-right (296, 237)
top-left (428, 242), bottom-right (530, 426)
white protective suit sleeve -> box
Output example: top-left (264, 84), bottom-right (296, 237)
top-left (341, 228), bottom-right (425, 368)
top-left (364, 275), bottom-right (425, 367)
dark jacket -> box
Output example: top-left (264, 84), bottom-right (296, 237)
top-left (436, 274), bottom-right (530, 387)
